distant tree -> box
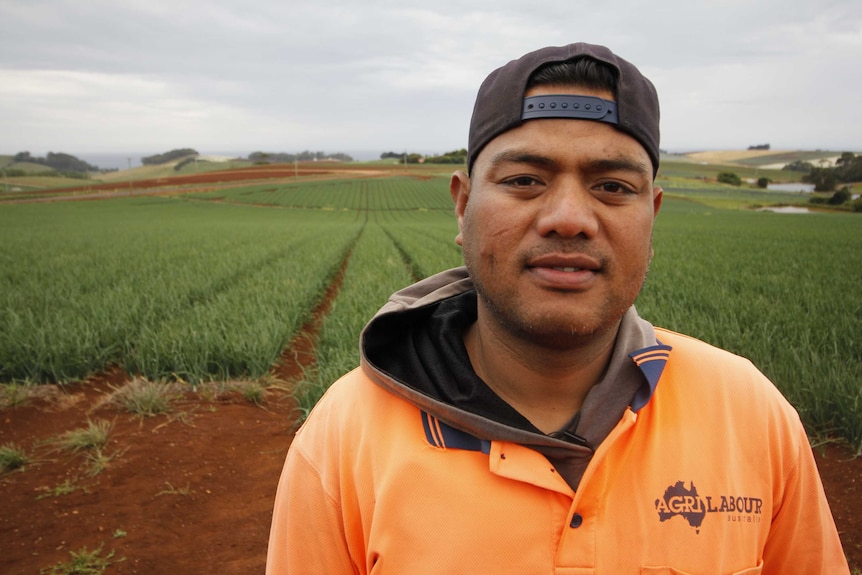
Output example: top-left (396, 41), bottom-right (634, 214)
top-left (45, 152), bottom-right (97, 172)
top-left (827, 186), bottom-right (852, 205)
top-left (11, 151), bottom-right (97, 172)
top-left (756, 177), bottom-right (770, 189)
top-left (837, 154), bottom-right (862, 182)
top-left (174, 157), bottom-right (198, 171)
top-left (782, 160), bottom-right (814, 173)
top-left (803, 167), bottom-right (838, 192)
top-left (246, 150), bottom-right (353, 163)
top-left (717, 172), bottom-right (742, 186)
top-left (141, 148), bottom-right (198, 165)
top-left (747, 143), bottom-right (770, 150)
top-left (425, 149), bottom-right (468, 164)
top-left (836, 152), bottom-right (855, 166)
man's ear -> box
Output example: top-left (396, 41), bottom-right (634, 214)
top-left (652, 185), bottom-right (663, 218)
top-left (450, 170), bottom-right (470, 246)
top-left (649, 185), bottom-right (663, 261)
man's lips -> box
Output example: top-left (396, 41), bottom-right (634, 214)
top-left (527, 253), bottom-right (602, 272)
top-left (526, 253), bottom-right (602, 289)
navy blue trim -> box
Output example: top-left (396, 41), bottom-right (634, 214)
top-left (522, 95), bottom-right (618, 124)
top-left (421, 411), bottom-right (491, 453)
top-left (629, 342), bottom-right (672, 411)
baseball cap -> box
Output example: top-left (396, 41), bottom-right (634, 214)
top-left (467, 43), bottom-right (660, 176)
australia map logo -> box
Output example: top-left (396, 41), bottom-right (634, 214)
top-left (655, 481), bottom-right (763, 534)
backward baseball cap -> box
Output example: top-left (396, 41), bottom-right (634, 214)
top-left (467, 42), bottom-right (660, 176)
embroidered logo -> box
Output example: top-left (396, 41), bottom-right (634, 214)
top-left (655, 481), bottom-right (763, 534)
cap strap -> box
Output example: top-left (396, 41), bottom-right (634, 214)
top-left (522, 95), bottom-right (618, 124)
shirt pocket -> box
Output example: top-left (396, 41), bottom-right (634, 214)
top-left (641, 562), bottom-right (762, 575)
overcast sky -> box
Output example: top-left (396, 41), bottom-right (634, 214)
top-left (2, 0), bottom-right (860, 164)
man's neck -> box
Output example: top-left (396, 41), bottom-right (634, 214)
top-left (463, 311), bottom-right (620, 434)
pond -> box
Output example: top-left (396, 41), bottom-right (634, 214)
top-left (767, 182), bottom-right (815, 193)
top-left (758, 206), bottom-right (812, 214)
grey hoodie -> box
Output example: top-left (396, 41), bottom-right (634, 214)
top-left (358, 267), bottom-right (664, 489)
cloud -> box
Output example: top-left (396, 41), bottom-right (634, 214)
top-left (1, 0), bottom-right (860, 155)
top-left (0, 69), bottom-right (268, 152)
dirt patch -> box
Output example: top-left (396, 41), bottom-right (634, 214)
top-left (5, 164), bottom-right (392, 201)
top-left (684, 149), bottom-right (793, 164)
top-left (1, 379), bottom-right (297, 574)
top-left (1, 165), bottom-right (457, 207)
top-left (816, 442), bottom-right (862, 567)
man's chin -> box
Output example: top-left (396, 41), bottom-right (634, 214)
top-left (489, 307), bottom-right (619, 350)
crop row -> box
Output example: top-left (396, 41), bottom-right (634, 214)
top-left (638, 199), bottom-right (862, 450)
top-left (189, 176), bottom-right (454, 212)
top-left (1, 179), bottom-right (860, 450)
top-left (0, 198), bottom-right (359, 383)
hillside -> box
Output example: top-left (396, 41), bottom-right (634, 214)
top-left (682, 149), bottom-right (851, 169)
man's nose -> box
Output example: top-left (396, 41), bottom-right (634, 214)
top-left (535, 181), bottom-right (599, 239)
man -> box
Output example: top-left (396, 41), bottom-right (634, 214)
top-left (267, 43), bottom-right (849, 574)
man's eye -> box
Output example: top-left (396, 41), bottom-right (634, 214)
top-left (598, 182), bottom-right (632, 194)
top-left (505, 176), bottom-right (539, 187)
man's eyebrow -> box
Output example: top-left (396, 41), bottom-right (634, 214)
top-left (488, 149), bottom-right (558, 169)
top-left (586, 157), bottom-right (651, 176)
top-left (488, 150), bottom-right (651, 177)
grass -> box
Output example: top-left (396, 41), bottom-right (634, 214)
top-left (639, 199), bottom-right (862, 452)
top-left (293, 223), bottom-right (419, 417)
top-left (40, 544), bottom-right (122, 575)
top-left (48, 419), bottom-right (118, 476)
top-left (1, 380), bottom-right (35, 408)
top-left (56, 419), bottom-right (112, 452)
top-left (155, 481), bottom-right (191, 497)
top-left (241, 383), bottom-right (266, 405)
top-left (0, 168), bottom-right (859, 449)
top-left (0, 198), bottom-right (358, 384)
top-left (82, 448), bottom-right (116, 477)
top-left (0, 442), bottom-right (28, 473)
top-left (110, 378), bottom-right (174, 416)
top-left (36, 478), bottom-right (88, 499)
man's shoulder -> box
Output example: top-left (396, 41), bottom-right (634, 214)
top-left (303, 368), bottom-right (395, 419)
top-left (654, 327), bottom-right (754, 369)
top-left (295, 368), bottom-right (418, 442)
top-left (652, 327), bottom-right (799, 417)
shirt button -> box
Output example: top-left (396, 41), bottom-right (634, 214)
top-left (570, 513), bottom-right (583, 528)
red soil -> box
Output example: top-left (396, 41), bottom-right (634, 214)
top-left (17, 163), bottom-right (391, 197)
top-left (2, 381), bottom-right (858, 574)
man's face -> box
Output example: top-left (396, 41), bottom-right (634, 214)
top-left (452, 86), bottom-right (662, 349)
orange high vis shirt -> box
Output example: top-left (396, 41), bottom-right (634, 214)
top-left (267, 329), bottom-right (848, 574)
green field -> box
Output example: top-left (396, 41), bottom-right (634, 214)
top-left (1, 174), bottom-right (860, 452)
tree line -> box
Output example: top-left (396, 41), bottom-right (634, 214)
top-left (380, 149), bottom-right (467, 165)
top-left (793, 152), bottom-right (862, 192)
top-left (141, 149), bottom-right (199, 165)
top-left (248, 151), bottom-right (354, 163)
top-left (9, 151), bottom-right (99, 173)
